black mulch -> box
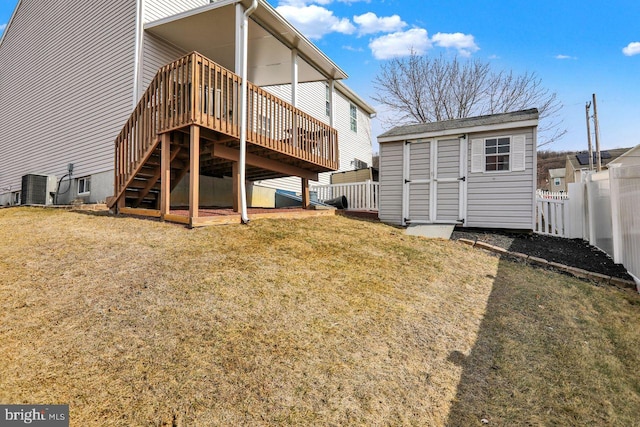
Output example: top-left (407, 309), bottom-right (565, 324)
top-left (451, 228), bottom-right (633, 281)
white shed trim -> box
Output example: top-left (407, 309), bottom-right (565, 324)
top-left (378, 119), bottom-right (539, 143)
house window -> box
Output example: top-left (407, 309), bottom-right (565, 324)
top-left (353, 158), bottom-right (368, 169)
top-left (78, 177), bottom-right (91, 195)
top-left (350, 104), bottom-right (357, 133)
top-left (325, 84), bottom-right (331, 117)
top-left (554, 178), bottom-right (561, 186)
top-left (484, 137), bottom-right (511, 171)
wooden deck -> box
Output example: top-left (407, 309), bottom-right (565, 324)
top-left (107, 52), bottom-right (340, 221)
top-left (119, 207), bottom-right (336, 227)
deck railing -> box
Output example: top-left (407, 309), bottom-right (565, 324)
top-left (312, 180), bottom-right (379, 211)
top-left (113, 52), bottom-right (339, 203)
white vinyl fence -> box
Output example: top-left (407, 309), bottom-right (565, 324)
top-left (311, 180), bottom-right (379, 211)
top-left (566, 164), bottom-right (640, 289)
top-left (535, 190), bottom-right (569, 237)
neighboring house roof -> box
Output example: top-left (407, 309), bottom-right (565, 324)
top-left (566, 147), bottom-right (633, 171)
top-left (549, 168), bottom-right (566, 178)
top-left (335, 81), bottom-right (376, 116)
top-left (378, 108), bottom-right (539, 142)
top-left (609, 144), bottom-right (640, 165)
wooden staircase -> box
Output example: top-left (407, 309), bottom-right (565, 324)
top-left (107, 52), bottom-right (339, 212)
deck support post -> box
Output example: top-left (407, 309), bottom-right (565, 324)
top-left (160, 133), bottom-right (171, 220)
top-left (189, 125), bottom-right (200, 226)
top-left (232, 161), bottom-right (241, 213)
top-left (302, 178), bottom-right (310, 209)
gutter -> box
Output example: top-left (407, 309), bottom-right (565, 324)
top-left (239, 0), bottom-right (258, 224)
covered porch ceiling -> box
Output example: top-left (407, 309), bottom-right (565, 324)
top-left (144, 0), bottom-right (348, 87)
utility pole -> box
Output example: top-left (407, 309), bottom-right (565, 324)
top-left (585, 101), bottom-right (593, 171)
top-left (592, 93), bottom-right (602, 171)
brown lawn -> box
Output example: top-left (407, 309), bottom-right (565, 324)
top-left (0, 207), bottom-right (639, 426)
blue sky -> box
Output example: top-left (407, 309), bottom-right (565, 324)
top-left (1, 0), bottom-right (638, 153)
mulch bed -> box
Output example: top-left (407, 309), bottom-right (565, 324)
top-left (451, 228), bottom-right (633, 281)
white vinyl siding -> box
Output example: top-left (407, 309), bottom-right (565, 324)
top-left (144, 0), bottom-right (209, 23)
top-left (466, 128), bottom-right (535, 229)
top-left (0, 0), bottom-right (137, 194)
top-left (378, 142), bottom-right (404, 225)
top-left (141, 32), bottom-right (188, 90)
top-left (257, 81), bottom-right (373, 193)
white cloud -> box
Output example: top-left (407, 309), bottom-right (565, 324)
top-left (431, 32), bottom-right (479, 57)
top-left (353, 12), bottom-right (406, 36)
top-left (622, 42), bottom-right (640, 56)
top-left (369, 28), bottom-right (431, 60)
top-left (276, 5), bottom-right (355, 39)
top-left (555, 54), bottom-right (577, 60)
top-left (0, 24), bottom-right (6, 32)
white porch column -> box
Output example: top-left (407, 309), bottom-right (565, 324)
top-left (291, 49), bottom-right (299, 107)
top-left (328, 79), bottom-right (335, 128)
top-left (235, 3), bottom-right (244, 74)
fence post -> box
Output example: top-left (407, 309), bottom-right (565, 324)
top-left (609, 164), bottom-right (623, 264)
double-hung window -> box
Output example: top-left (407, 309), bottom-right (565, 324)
top-left (350, 104), bottom-right (357, 133)
top-left (471, 135), bottom-right (526, 173)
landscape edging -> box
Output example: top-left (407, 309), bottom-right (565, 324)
top-left (456, 238), bottom-right (638, 291)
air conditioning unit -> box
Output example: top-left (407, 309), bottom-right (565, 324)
top-left (21, 174), bottom-right (57, 205)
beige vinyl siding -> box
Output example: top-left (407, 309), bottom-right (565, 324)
top-left (378, 142), bottom-right (404, 225)
top-left (144, 0), bottom-right (209, 23)
top-left (257, 82), bottom-right (373, 193)
top-left (0, 0), bottom-right (136, 194)
top-left (466, 127), bottom-right (535, 229)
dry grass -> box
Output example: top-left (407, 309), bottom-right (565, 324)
top-left (0, 207), bottom-right (639, 426)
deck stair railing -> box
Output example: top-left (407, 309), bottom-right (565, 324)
top-left (110, 52), bottom-right (339, 208)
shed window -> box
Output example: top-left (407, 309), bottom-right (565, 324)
top-left (485, 137), bottom-right (511, 171)
top-left (471, 135), bottom-right (526, 173)
top-left (350, 104), bottom-right (357, 133)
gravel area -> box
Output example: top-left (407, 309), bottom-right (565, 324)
top-left (451, 229), bottom-right (633, 281)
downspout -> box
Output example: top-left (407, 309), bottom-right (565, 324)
top-left (132, 0), bottom-right (144, 107)
top-left (239, 0), bottom-right (258, 224)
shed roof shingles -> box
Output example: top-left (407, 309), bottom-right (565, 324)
top-left (378, 108), bottom-right (539, 139)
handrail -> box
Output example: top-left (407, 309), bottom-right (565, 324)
top-left (112, 52), bottom-right (339, 207)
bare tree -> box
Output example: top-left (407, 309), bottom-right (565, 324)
top-left (373, 53), bottom-right (566, 147)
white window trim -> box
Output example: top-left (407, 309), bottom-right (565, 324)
top-left (77, 177), bottom-right (91, 195)
top-left (484, 136), bottom-right (512, 173)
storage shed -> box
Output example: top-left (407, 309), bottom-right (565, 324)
top-left (377, 109), bottom-right (539, 230)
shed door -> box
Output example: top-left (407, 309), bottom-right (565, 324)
top-left (403, 140), bottom-right (432, 223)
top-left (403, 138), bottom-right (466, 225)
top-left (435, 139), bottom-right (465, 223)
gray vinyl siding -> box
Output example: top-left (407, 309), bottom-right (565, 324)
top-left (257, 82), bottom-right (373, 193)
top-left (144, 0), bottom-right (209, 23)
top-left (0, 0), bottom-right (136, 195)
top-left (378, 142), bottom-right (403, 225)
top-left (466, 127), bottom-right (535, 229)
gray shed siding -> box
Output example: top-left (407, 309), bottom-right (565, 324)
top-left (378, 141), bottom-right (404, 225)
top-left (0, 0), bottom-right (137, 197)
top-left (466, 127), bottom-right (535, 229)
top-left (378, 126), bottom-right (535, 230)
